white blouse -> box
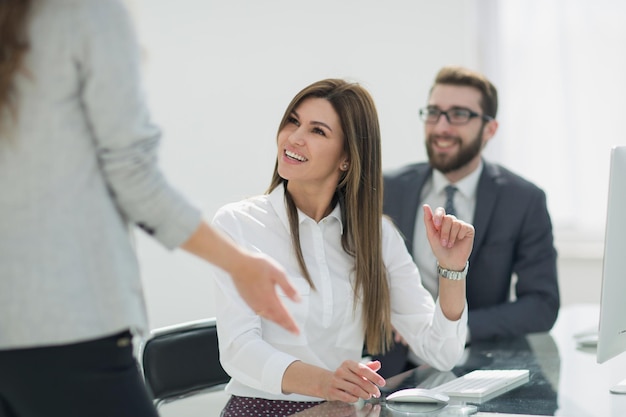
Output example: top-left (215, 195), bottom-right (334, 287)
top-left (211, 184), bottom-right (467, 401)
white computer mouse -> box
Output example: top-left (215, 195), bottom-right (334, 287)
top-left (385, 388), bottom-right (450, 404)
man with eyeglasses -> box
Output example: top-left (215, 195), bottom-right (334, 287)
top-left (374, 66), bottom-right (560, 377)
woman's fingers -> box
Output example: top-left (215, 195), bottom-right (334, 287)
top-left (328, 361), bottom-right (385, 402)
top-left (423, 204), bottom-right (475, 269)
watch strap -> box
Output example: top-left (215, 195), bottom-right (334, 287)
top-left (437, 261), bottom-right (469, 280)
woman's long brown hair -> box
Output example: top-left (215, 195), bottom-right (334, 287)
top-left (0, 0), bottom-right (32, 130)
top-left (268, 79), bottom-right (392, 355)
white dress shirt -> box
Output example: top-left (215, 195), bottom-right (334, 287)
top-left (211, 184), bottom-right (467, 401)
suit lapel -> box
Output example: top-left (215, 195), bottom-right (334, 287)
top-left (471, 161), bottom-right (501, 263)
top-left (400, 164), bottom-right (431, 252)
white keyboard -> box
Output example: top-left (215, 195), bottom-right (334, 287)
top-left (432, 369), bottom-right (530, 399)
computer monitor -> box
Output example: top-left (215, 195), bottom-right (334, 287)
top-left (596, 145), bottom-right (626, 395)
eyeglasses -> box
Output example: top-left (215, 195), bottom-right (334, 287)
top-left (419, 107), bottom-right (494, 126)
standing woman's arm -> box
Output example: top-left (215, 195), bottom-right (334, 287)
top-left (75, 0), bottom-right (299, 333)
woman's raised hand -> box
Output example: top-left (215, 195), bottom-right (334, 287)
top-left (422, 204), bottom-right (474, 271)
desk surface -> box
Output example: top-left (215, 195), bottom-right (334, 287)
top-left (288, 304), bottom-right (626, 417)
top-left (158, 304), bottom-right (626, 417)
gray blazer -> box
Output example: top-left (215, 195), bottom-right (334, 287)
top-left (0, 0), bottom-right (201, 349)
top-left (384, 161), bottom-right (560, 340)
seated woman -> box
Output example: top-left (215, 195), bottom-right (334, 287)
top-left (211, 79), bottom-right (474, 417)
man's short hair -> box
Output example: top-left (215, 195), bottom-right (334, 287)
top-left (433, 66), bottom-right (498, 119)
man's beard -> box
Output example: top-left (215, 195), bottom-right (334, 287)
top-left (426, 127), bottom-right (484, 173)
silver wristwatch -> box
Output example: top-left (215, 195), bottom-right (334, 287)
top-left (437, 261), bottom-right (469, 280)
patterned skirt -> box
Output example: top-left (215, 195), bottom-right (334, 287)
top-left (220, 395), bottom-right (324, 417)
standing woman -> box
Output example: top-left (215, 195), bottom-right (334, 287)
top-left (0, 1), bottom-right (299, 416)
top-left (212, 79), bottom-right (474, 417)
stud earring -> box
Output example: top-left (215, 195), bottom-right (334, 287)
top-left (341, 162), bottom-right (349, 171)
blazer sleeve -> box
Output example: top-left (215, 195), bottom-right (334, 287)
top-left (468, 186), bottom-right (560, 340)
top-left (74, 0), bottom-right (202, 249)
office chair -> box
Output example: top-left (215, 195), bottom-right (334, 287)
top-left (139, 317), bottom-right (230, 408)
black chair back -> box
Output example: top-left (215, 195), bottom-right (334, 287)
top-left (140, 318), bottom-right (230, 407)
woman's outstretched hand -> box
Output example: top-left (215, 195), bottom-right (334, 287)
top-left (230, 252), bottom-right (301, 334)
top-left (181, 221), bottom-right (301, 334)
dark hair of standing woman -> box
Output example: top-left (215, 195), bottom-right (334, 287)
top-left (0, 0), bottom-right (33, 132)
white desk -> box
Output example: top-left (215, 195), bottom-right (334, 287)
top-left (547, 304), bottom-right (626, 417)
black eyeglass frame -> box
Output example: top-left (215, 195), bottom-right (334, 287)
top-left (419, 107), bottom-right (494, 126)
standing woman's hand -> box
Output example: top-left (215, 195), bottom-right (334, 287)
top-left (230, 251), bottom-right (301, 334)
top-left (181, 221), bottom-right (301, 334)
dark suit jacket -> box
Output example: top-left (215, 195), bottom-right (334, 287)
top-left (375, 160), bottom-right (560, 376)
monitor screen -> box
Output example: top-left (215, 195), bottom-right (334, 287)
top-left (597, 146), bottom-right (626, 368)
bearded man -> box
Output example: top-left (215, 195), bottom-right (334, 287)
top-left (375, 66), bottom-right (560, 377)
